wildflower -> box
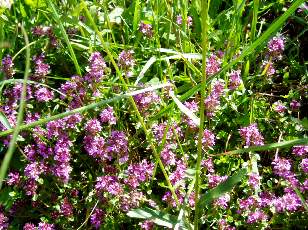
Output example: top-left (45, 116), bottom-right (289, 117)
top-left (292, 145), bottom-right (308, 156)
top-left (84, 135), bottom-right (108, 159)
top-left (273, 101), bottom-right (286, 113)
top-left (272, 157), bottom-right (292, 178)
top-left (63, 113), bottom-right (83, 129)
top-left (201, 129), bottom-right (216, 149)
top-left (182, 100), bottom-right (199, 129)
top-left (1, 55), bottom-right (15, 78)
top-left (208, 174), bottom-right (228, 188)
top-left (169, 160), bottom-right (186, 186)
top-left (206, 53), bottom-right (222, 76)
top-left (162, 190), bottom-right (184, 207)
top-left (23, 223), bottom-right (36, 230)
top-left (100, 106), bottom-right (116, 125)
top-left (24, 179), bottom-right (38, 196)
top-left (267, 36), bottom-right (285, 56)
top-left (160, 144), bottom-right (177, 166)
top-left (205, 80), bottom-right (225, 117)
top-left (6, 172), bottom-right (21, 186)
top-left (239, 123), bottom-right (264, 147)
top-left (118, 50), bottom-right (135, 77)
top-left (24, 162), bottom-right (44, 180)
top-left (176, 15), bottom-right (193, 27)
top-left (85, 52), bottom-right (106, 83)
top-left (262, 60), bottom-right (275, 76)
top-left (38, 222), bottom-right (55, 230)
top-left (139, 21), bottom-right (153, 37)
top-left (107, 131), bottom-right (128, 163)
top-left (213, 193), bottom-right (230, 209)
top-left (95, 175), bottom-right (123, 196)
top-left (139, 220), bottom-right (154, 230)
top-left (61, 197), bottom-right (73, 217)
top-left (90, 208), bottom-right (105, 229)
top-left (133, 85), bottom-right (161, 113)
top-left (228, 70), bottom-right (242, 90)
top-left (290, 99), bottom-right (301, 111)
top-left (52, 162), bottom-right (72, 184)
top-left (246, 210), bottom-right (267, 224)
top-left (120, 191), bottom-right (144, 212)
top-left (0, 212), bottom-right (9, 230)
top-left (32, 54), bottom-right (50, 81)
top-left (187, 16), bottom-right (193, 27)
top-left (239, 196), bottom-right (256, 210)
top-left (35, 87), bottom-right (54, 102)
top-left (201, 157), bottom-right (215, 174)
top-left (124, 159), bottom-right (154, 188)
top-left (54, 135), bottom-right (72, 163)
top-left (248, 173), bottom-right (261, 189)
top-left (84, 119), bottom-right (102, 135)
top-left (152, 121), bottom-right (183, 144)
top-left (176, 15), bottom-right (182, 25)
top-left (300, 158), bottom-right (308, 173)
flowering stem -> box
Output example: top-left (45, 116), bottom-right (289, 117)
top-left (0, 24), bottom-right (30, 189)
top-left (194, 0), bottom-right (209, 229)
top-left (81, 1), bottom-right (180, 207)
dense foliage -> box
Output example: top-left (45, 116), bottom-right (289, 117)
top-left (0, 0), bottom-right (307, 229)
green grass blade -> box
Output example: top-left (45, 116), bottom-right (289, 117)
top-left (46, 0), bottom-right (82, 76)
top-left (0, 24), bottom-right (30, 189)
top-left (198, 168), bottom-right (247, 209)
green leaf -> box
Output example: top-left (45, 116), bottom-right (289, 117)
top-left (0, 112), bottom-right (12, 130)
top-left (127, 207), bottom-right (189, 229)
top-left (198, 168), bottom-right (247, 209)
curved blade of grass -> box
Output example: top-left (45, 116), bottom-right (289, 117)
top-left (0, 112), bottom-right (12, 130)
top-left (46, 0), bottom-right (82, 76)
top-left (0, 83), bottom-right (171, 138)
top-left (198, 168), bottom-right (247, 209)
top-left (0, 24), bottom-right (30, 189)
top-left (151, 0), bottom-right (305, 121)
top-left (135, 56), bottom-right (157, 85)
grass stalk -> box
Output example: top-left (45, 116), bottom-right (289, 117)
top-left (47, 0), bottom-right (82, 76)
top-left (194, 0), bottom-right (209, 228)
top-left (0, 24), bottom-right (30, 189)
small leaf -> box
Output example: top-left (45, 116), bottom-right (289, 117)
top-left (198, 168), bottom-right (247, 209)
top-left (0, 112), bottom-right (12, 130)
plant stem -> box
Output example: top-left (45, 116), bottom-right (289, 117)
top-left (0, 24), bottom-right (30, 189)
top-left (194, 0), bottom-right (209, 229)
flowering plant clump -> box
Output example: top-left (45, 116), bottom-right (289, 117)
top-left (0, 0), bottom-right (307, 229)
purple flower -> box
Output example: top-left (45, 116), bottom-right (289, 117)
top-left (38, 222), bottom-right (55, 230)
top-left (84, 119), bottom-right (102, 135)
top-left (139, 22), bottom-right (153, 38)
top-left (247, 210), bottom-right (267, 224)
top-left (52, 162), bottom-right (72, 183)
top-left (139, 220), bottom-right (154, 230)
top-left (273, 101), bottom-right (286, 113)
top-left (262, 60), bottom-right (275, 76)
top-left (61, 197), bottom-right (73, 217)
top-left (24, 162), bottom-right (44, 180)
top-left (84, 135), bottom-right (108, 159)
top-left (90, 208), bottom-right (105, 229)
top-left (35, 87), bottom-right (54, 102)
top-left (176, 15), bottom-right (193, 27)
top-left (182, 100), bottom-right (199, 128)
top-left (95, 176), bottom-right (123, 196)
top-left (6, 172), bottom-right (21, 186)
top-left (1, 55), bottom-right (15, 78)
top-left (213, 193), bottom-right (230, 209)
top-left (290, 100), bottom-right (301, 111)
top-left (24, 179), bottom-right (38, 196)
top-left (201, 129), bottom-right (216, 149)
top-left (160, 144), bottom-right (177, 166)
top-left (54, 135), bottom-right (72, 163)
top-left (206, 54), bottom-right (222, 76)
top-left (120, 191), bottom-right (144, 212)
top-left (300, 158), bottom-right (308, 173)
top-left (292, 145), bottom-right (308, 156)
top-left (32, 54), bottom-right (50, 80)
top-left (85, 52), bottom-right (106, 83)
top-left (133, 86), bottom-right (161, 113)
top-left (187, 16), bottom-right (193, 27)
top-left (169, 160), bottom-right (186, 186)
top-left (0, 212), bottom-right (9, 230)
top-left (23, 223), bottom-right (36, 230)
top-left (248, 173), bottom-right (261, 189)
top-left (107, 131), bottom-right (128, 163)
top-left (118, 50), bottom-right (135, 69)
top-left (258, 191), bottom-right (275, 208)
top-left (201, 157), bottom-right (215, 174)
top-left (176, 15), bottom-right (182, 25)
top-left (152, 122), bottom-right (183, 144)
top-left (268, 36), bottom-right (285, 56)
top-left (124, 159), bottom-right (154, 188)
top-left (272, 157), bottom-right (292, 178)
top-left (63, 113), bottom-right (83, 129)
top-left (46, 120), bottom-right (65, 139)
top-left (282, 191), bottom-right (302, 212)
top-left (162, 190), bottom-right (184, 207)
top-left (208, 174), bottom-right (228, 188)
top-left (205, 80), bottom-right (224, 117)
top-left (239, 196), bottom-right (256, 210)
top-left (100, 106), bottom-right (116, 125)
top-left (228, 70), bottom-right (242, 90)
top-left (239, 123), bottom-right (264, 147)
